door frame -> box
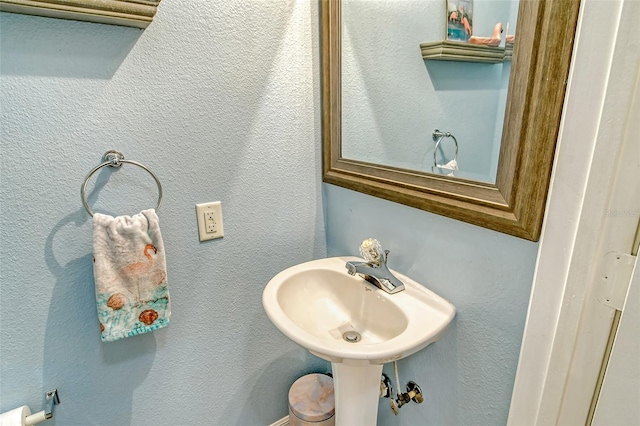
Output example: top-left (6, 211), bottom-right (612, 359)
top-left (508, 0), bottom-right (640, 423)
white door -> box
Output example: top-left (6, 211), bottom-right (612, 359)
top-left (508, 0), bottom-right (640, 423)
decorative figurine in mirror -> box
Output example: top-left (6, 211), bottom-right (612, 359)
top-left (446, 0), bottom-right (473, 41)
top-left (0, 0), bottom-right (161, 29)
top-left (470, 22), bottom-right (503, 46)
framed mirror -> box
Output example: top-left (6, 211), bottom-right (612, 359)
top-left (321, 0), bottom-right (581, 241)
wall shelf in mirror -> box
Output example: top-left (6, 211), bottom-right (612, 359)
top-left (0, 0), bottom-right (161, 28)
top-left (504, 43), bottom-right (514, 61)
top-left (420, 40), bottom-right (509, 63)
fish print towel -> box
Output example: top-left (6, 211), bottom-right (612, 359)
top-left (93, 209), bottom-right (170, 342)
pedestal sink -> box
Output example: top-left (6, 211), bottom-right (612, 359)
top-left (262, 257), bottom-right (455, 425)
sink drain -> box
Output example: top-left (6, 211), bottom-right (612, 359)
top-left (343, 331), bottom-right (362, 343)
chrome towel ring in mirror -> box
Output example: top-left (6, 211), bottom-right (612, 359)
top-left (81, 150), bottom-right (163, 217)
top-left (432, 129), bottom-right (459, 174)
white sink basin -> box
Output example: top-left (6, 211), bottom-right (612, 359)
top-left (263, 256), bottom-right (455, 425)
top-left (263, 256), bottom-right (455, 365)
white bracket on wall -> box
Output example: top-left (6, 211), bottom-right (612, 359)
top-left (597, 251), bottom-right (636, 310)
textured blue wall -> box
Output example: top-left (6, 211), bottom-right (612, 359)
top-left (0, 1), bottom-right (328, 424)
top-left (324, 185), bottom-right (538, 425)
top-left (1, 1), bottom-right (538, 424)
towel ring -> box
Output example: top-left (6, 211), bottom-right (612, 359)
top-left (81, 150), bottom-right (163, 217)
top-left (432, 129), bottom-right (459, 168)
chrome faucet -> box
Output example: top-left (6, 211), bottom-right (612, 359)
top-left (345, 239), bottom-right (405, 294)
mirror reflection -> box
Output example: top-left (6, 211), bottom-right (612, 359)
top-left (341, 0), bottom-right (519, 183)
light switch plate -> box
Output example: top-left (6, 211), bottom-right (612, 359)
top-left (196, 201), bottom-right (224, 241)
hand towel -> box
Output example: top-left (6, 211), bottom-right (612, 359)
top-left (92, 209), bottom-right (170, 342)
top-left (433, 159), bottom-right (458, 177)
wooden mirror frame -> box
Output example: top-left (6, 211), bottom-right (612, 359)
top-left (321, 0), bottom-right (581, 241)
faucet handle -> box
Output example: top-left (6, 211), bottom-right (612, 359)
top-left (359, 238), bottom-right (383, 264)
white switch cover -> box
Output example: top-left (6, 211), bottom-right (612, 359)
top-left (196, 201), bottom-right (224, 241)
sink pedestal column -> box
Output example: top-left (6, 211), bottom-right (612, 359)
top-left (331, 362), bottom-right (383, 426)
